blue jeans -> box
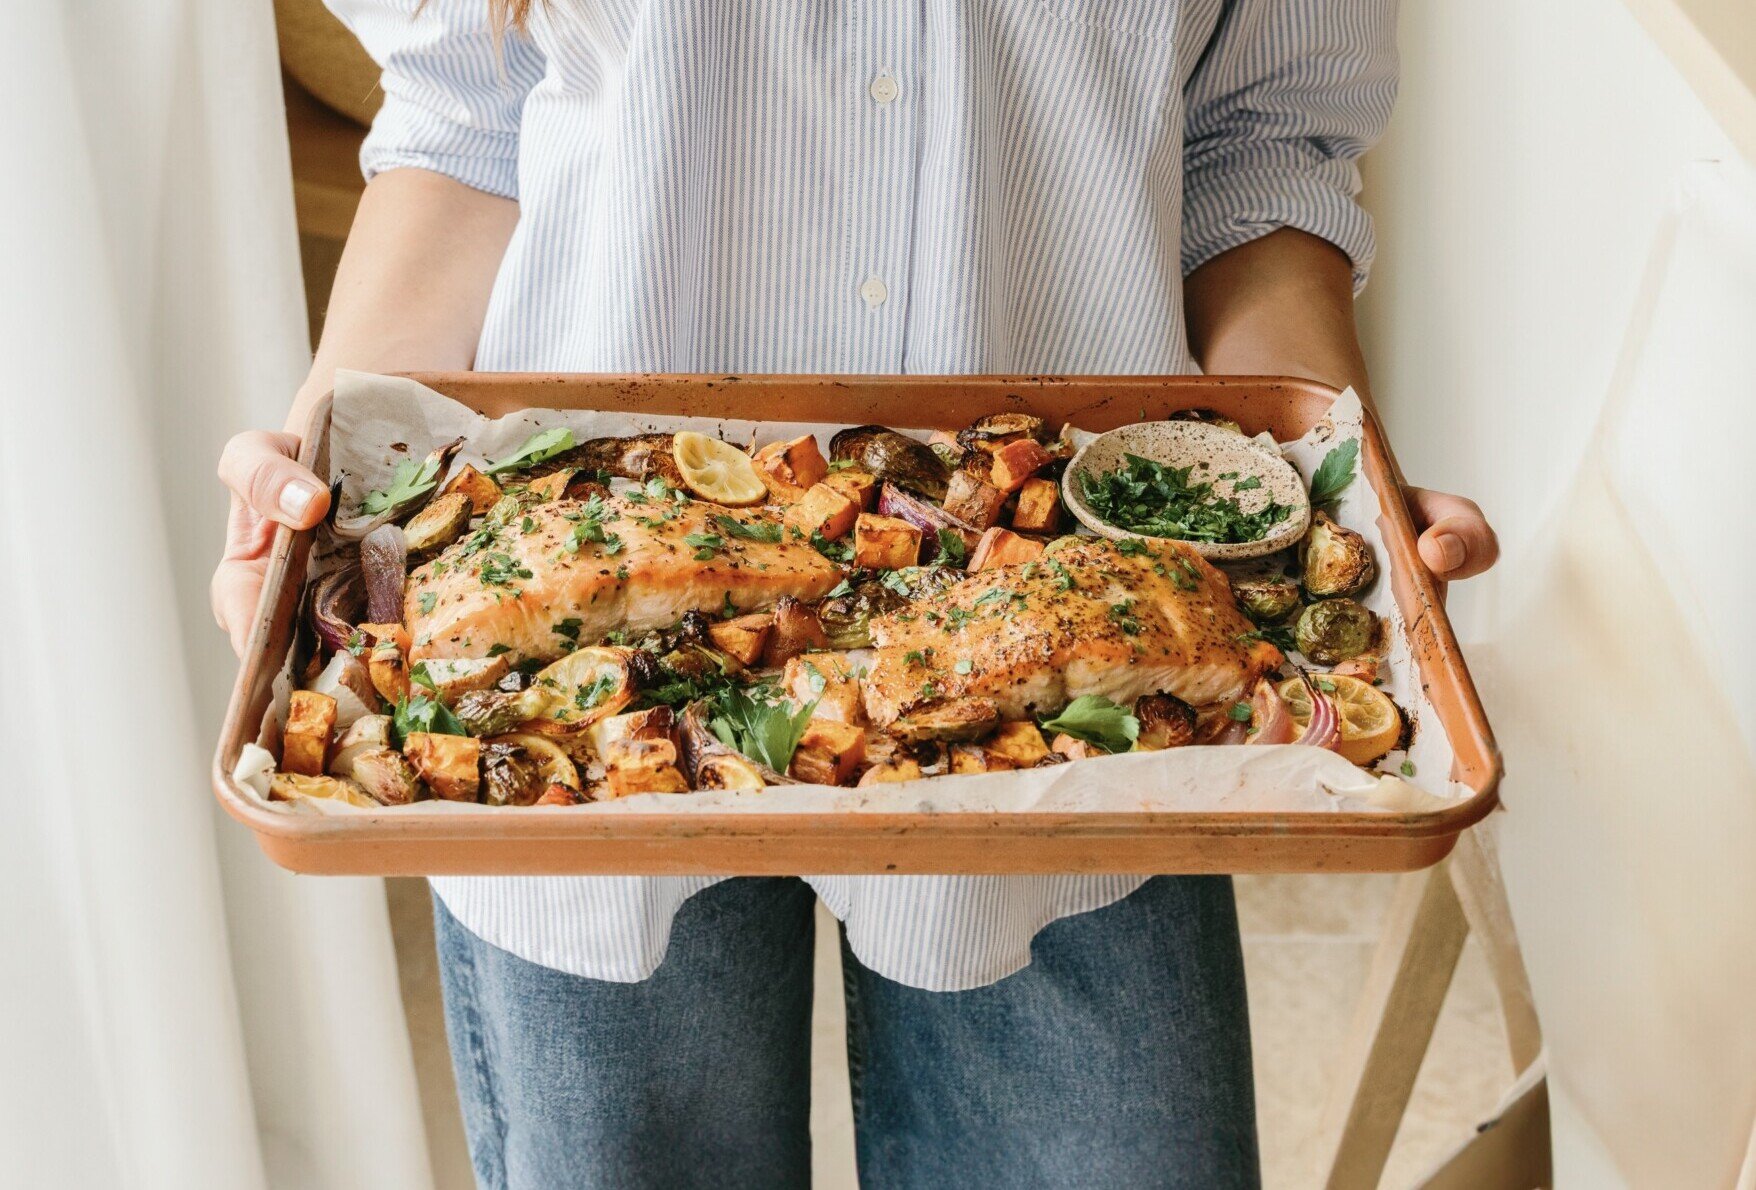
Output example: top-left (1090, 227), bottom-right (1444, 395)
top-left (435, 877), bottom-right (1258, 1189)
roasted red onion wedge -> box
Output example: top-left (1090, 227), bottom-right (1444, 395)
top-left (308, 562), bottom-right (365, 655)
top-left (360, 524), bottom-right (408, 624)
top-left (1246, 678), bottom-right (1296, 745)
top-left (1294, 672), bottom-right (1342, 751)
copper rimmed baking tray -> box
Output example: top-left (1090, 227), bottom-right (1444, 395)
top-left (212, 374), bottom-right (1500, 875)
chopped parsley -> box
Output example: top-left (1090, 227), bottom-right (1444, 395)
top-left (953, 658), bottom-right (974, 675)
top-left (1400, 759), bottom-right (1417, 778)
top-left (712, 514), bottom-right (783, 543)
top-left (1107, 600), bottom-right (1143, 635)
top-left (935, 528), bottom-right (968, 565)
top-left (1114, 538), bottom-right (1151, 556)
top-left (685, 532), bottom-right (724, 560)
top-left (1227, 700), bottom-right (1253, 723)
top-left (573, 671), bottom-right (620, 712)
top-left (553, 617), bottom-right (583, 643)
top-left (345, 630), bottom-right (366, 657)
top-left (811, 530), bottom-right (853, 563)
top-left (390, 692), bottom-right (466, 745)
top-left (417, 591), bottom-right (437, 615)
top-left (1080, 453), bottom-right (1291, 544)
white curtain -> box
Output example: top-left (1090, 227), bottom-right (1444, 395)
top-left (0, 4), bottom-right (431, 1188)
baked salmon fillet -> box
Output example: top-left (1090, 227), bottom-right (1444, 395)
top-left (862, 537), bottom-right (1279, 725)
top-left (406, 494), bottom-right (841, 663)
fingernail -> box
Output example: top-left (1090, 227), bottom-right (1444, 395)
top-left (1434, 532), bottom-right (1465, 571)
top-left (279, 482), bottom-right (316, 520)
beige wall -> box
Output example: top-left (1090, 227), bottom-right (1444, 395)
top-left (1358, 0), bottom-right (1752, 1184)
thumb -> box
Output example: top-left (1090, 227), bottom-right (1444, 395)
top-left (217, 430), bottom-right (330, 529)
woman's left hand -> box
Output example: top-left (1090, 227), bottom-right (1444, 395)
top-left (1405, 487), bottom-right (1499, 582)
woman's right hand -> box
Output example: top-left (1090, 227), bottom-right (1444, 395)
top-left (212, 430), bottom-right (332, 657)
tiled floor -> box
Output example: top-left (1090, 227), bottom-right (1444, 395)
top-left (389, 873), bottom-right (1512, 1189)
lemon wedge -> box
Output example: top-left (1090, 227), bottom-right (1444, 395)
top-left (1278, 673), bottom-right (1401, 765)
top-left (673, 432), bottom-right (768, 506)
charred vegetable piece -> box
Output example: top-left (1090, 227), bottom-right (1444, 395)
top-left (543, 434), bottom-right (682, 485)
top-left (789, 718), bottom-right (867, 785)
top-left (284, 690), bottom-right (338, 777)
top-left (889, 697), bottom-right (1001, 743)
top-left (348, 747), bottom-right (422, 805)
top-left (524, 468), bottom-right (576, 503)
top-left (404, 732), bottom-right (481, 801)
top-left (309, 562), bottom-right (365, 656)
top-left (586, 705), bottom-right (677, 758)
top-left (368, 637), bottom-right (411, 705)
top-left (829, 425), bottom-right (951, 501)
top-left (1011, 477), bottom-right (1062, 534)
top-left (453, 687), bottom-right (556, 737)
top-left (957, 412), bottom-right (1046, 454)
top-left (853, 513), bottom-right (923, 570)
top-left (989, 438), bottom-right (1055, 493)
top-left (308, 650), bottom-right (377, 729)
top-left (763, 597), bottom-right (831, 667)
top-left (970, 527), bottom-right (1045, 571)
top-left (988, 721), bottom-right (1052, 767)
top-left (858, 759), bottom-right (924, 785)
top-left (785, 483), bottom-right (859, 540)
top-left (1231, 574), bottom-right (1302, 623)
top-left (707, 614), bottom-right (773, 668)
top-left (534, 783), bottom-right (587, 806)
top-left (1134, 693), bottom-right (1198, 750)
top-left (360, 525), bottom-right (409, 624)
top-left (1050, 733), bottom-right (1101, 761)
top-left (950, 743), bottom-right (1016, 774)
top-left (1294, 598), bottom-right (1377, 664)
top-left (481, 741), bottom-right (550, 806)
top-left (696, 753), bottom-right (767, 790)
top-left (269, 772), bottom-right (376, 808)
top-left (601, 737), bottom-right (690, 796)
top-left (941, 469), bottom-right (1009, 530)
top-left (403, 491), bottom-right (471, 556)
top-left (1301, 511), bottom-right (1377, 598)
top-left (330, 713), bottom-right (392, 776)
top-left (439, 463), bottom-right (503, 514)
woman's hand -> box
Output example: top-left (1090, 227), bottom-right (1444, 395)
top-left (1406, 486), bottom-right (1498, 583)
top-left (212, 430), bottom-right (331, 656)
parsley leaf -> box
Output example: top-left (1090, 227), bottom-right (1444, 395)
top-left (1400, 759), bottom-right (1417, 778)
top-left (484, 427), bottom-right (575, 476)
top-left (1308, 439), bottom-right (1359, 505)
top-left (935, 528), bottom-right (968, 565)
top-left (708, 686), bottom-right (819, 772)
top-left (1227, 700), bottom-right (1253, 722)
top-left (362, 454), bottom-right (442, 514)
top-left (417, 591), bottom-right (437, 615)
top-left (1040, 695), bottom-right (1139, 754)
top-left (391, 691), bottom-right (467, 745)
top-left (712, 514), bottom-right (783, 543)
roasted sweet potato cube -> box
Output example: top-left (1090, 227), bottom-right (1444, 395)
top-left (708, 613), bottom-right (773, 667)
top-left (367, 639), bottom-right (410, 704)
top-left (988, 720), bottom-right (1051, 767)
top-left (950, 743), bottom-right (1016, 774)
top-left (857, 759), bottom-right (924, 786)
top-left (853, 513), bottom-right (923, 570)
top-left (1011, 477), bottom-right (1062, 534)
top-left (821, 466), bottom-right (878, 510)
top-left (1050, 733), bottom-right (1098, 761)
top-left (440, 464), bottom-right (504, 514)
top-left (784, 483), bottom-right (859, 540)
top-left (788, 718), bottom-right (866, 785)
top-left (405, 732), bottom-right (481, 801)
top-left (524, 468), bottom-right (576, 502)
top-left (970, 527), bottom-right (1046, 571)
top-left (534, 782), bottom-right (586, 806)
top-left (989, 439), bottom-right (1055, 492)
top-left (754, 435), bottom-right (829, 494)
top-left (602, 737), bottom-right (690, 797)
top-left (942, 469), bottom-right (1009, 529)
top-left (358, 621), bottom-right (412, 655)
top-left (283, 690), bottom-right (338, 776)
top-left (783, 653), bottom-right (866, 724)
top-left (763, 597), bottom-right (831, 667)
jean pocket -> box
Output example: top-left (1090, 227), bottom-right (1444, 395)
top-left (1035, 0), bottom-right (1180, 41)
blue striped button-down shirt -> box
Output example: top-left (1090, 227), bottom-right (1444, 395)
top-left (329, 0), bottom-right (1395, 989)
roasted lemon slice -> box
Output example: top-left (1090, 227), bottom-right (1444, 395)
top-left (672, 431), bottom-right (768, 506)
top-left (1278, 673), bottom-right (1401, 765)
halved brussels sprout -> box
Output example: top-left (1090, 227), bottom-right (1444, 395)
top-left (1301, 511), bottom-right (1376, 598)
top-left (453, 686), bottom-right (555, 737)
top-left (829, 426), bottom-right (952, 500)
top-left (1294, 598), bottom-right (1377, 664)
top-left (404, 491), bottom-right (471, 556)
top-left (348, 747), bottom-right (423, 805)
top-left (1231, 574), bottom-right (1301, 623)
top-left (1134, 694), bottom-right (1198, 750)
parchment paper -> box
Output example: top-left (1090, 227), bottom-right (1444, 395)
top-left (239, 370), bottom-right (1462, 817)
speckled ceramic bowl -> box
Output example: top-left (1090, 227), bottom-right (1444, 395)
top-left (1061, 421), bottom-right (1311, 560)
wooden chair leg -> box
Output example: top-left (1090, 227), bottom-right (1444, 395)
top-left (1313, 859), bottom-right (1472, 1189)
top-left (1447, 826), bottom-right (1543, 1075)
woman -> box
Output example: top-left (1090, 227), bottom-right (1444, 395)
top-left (215, 2), bottom-right (1498, 1186)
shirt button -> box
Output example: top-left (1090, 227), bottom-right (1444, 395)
top-left (869, 72), bottom-right (899, 104)
top-left (859, 276), bottom-right (888, 307)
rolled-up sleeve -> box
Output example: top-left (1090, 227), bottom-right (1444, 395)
top-left (326, 0), bottom-right (545, 200)
top-left (1180, 0), bottom-right (1397, 291)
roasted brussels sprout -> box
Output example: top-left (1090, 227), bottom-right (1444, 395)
top-left (889, 697), bottom-right (1001, 743)
top-left (1301, 511), bottom-right (1376, 598)
top-left (1231, 574), bottom-right (1301, 623)
top-left (1294, 598), bottom-right (1377, 664)
top-left (1168, 408), bottom-right (1244, 435)
top-left (816, 566), bottom-right (961, 649)
top-left (956, 412), bottom-right (1046, 454)
top-left (453, 686), bottom-right (554, 737)
top-left (481, 742), bottom-right (549, 807)
top-left (1134, 694), bottom-right (1198, 750)
top-left (829, 425), bottom-right (952, 500)
top-left (347, 746), bottom-right (422, 806)
top-left (403, 491), bottom-right (471, 556)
